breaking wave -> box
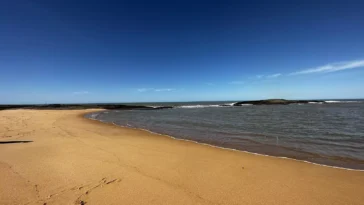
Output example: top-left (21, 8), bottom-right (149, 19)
top-left (325, 100), bottom-right (360, 103)
top-left (178, 104), bottom-right (222, 109)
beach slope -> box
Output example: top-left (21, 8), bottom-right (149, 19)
top-left (0, 109), bottom-right (363, 205)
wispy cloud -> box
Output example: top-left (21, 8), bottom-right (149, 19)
top-left (230, 59), bottom-right (364, 86)
top-left (137, 88), bottom-right (152, 92)
top-left (154, 88), bottom-right (174, 92)
top-left (137, 88), bottom-right (175, 92)
top-left (266, 73), bottom-right (282, 78)
top-left (73, 91), bottom-right (89, 95)
top-left (205, 83), bottom-right (214, 86)
top-left (229, 81), bottom-right (245, 85)
top-left (290, 60), bottom-right (364, 75)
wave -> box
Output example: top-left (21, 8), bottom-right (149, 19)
top-left (177, 102), bottom-right (251, 108)
top-left (222, 102), bottom-right (254, 106)
top-left (325, 100), bottom-right (360, 103)
top-left (151, 106), bottom-right (164, 109)
top-left (308, 102), bottom-right (324, 104)
top-left (223, 102), bottom-right (237, 106)
top-left (178, 104), bottom-right (221, 109)
top-left (89, 113), bottom-right (100, 119)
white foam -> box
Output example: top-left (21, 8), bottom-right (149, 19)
top-left (151, 106), bottom-right (168, 109)
top-left (178, 104), bottom-right (221, 108)
top-left (223, 102), bottom-right (237, 106)
top-left (325, 100), bottom-right (360, 103)
top-left (178, 103), bottom-right (253, 108)
top-left (308, 102), bottom-right (323, 104)
top-left (85, 114), bottom-right (364, 172)
top-left (89, 113), bottom-right (100, 119)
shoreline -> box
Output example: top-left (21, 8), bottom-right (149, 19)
top-left (112, 122), bottom-right (364, 172)
top-left (1, 109), bottom-right (364, 205)
top-left (85, 110), bottom-right (364, 172)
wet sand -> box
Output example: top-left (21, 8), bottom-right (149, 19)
top-left (1, 109), bottom-right (364, 205)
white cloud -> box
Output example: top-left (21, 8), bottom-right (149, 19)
top-left (137, 88), bottom-right (175, 92)
top-left (290, 60), bottom-right (364, 75)
top-left (234, 59), bottom-right (364, 84)
top-left (229, 81), bottom-right (245, 85)
top-left (73, 91), bottom-right (89, 95)
top-left (154, 88), bottom-right (174, 92)
top-left (137, 88), bottom-right (152, 92)
top-left (266, 73), bottom-right (282, 78)
top-left (205, 83), bottom-right (214, 86)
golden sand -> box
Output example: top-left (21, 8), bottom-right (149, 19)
top-left (1, 109), bottom-right (364, 205)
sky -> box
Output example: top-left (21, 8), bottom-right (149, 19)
top-left (1, 0), bottom-right (364, 104)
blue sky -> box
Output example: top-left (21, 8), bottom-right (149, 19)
top-left (1, 0), bottom-right (364, 104)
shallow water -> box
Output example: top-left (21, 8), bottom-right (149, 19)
top-left (86, 100), bottom-right (364, 170)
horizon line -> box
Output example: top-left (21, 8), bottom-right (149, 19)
top-left (1, 98), bottom-right (363, 105)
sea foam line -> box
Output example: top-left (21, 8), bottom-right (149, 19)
top-left (178, 104), bottom-right (221, 108)
top-left (325, 100), bottom-right (360, 103)
top-left (85, 114), bottom-right (364, 172)
top-left (177, 103), bottom-right (253, 109)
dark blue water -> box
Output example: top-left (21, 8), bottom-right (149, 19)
top-left (86, 100), bottom-right (364, 170)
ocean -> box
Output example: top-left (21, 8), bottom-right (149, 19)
top-left (85, 100), bottom-right (364, 170)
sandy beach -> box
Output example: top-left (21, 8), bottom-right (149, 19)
top-left (1, 109), bottom-right (364, 205)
